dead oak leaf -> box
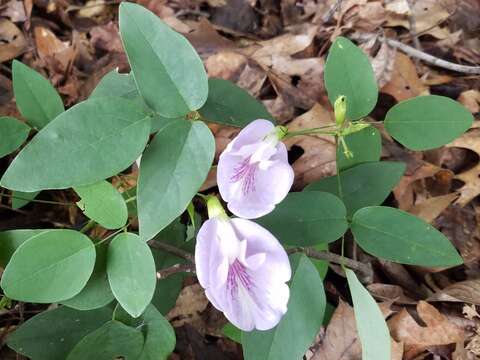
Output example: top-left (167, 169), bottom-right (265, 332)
top-left (167, 284), bottom-right (209, 332)
top-left (389, 301), bottom-right (465, 360)
top-left (408, 193), bottom-right (458, 224)
top-left (284, 104), bottom-right (336, 189)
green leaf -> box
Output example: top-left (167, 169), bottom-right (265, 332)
top-left (12, 60), bottom-right (64, 129)
top-left (119, 2), bottom-right (208, 117)
top-left (351, 206), bottom-right (463, 266)
top-left (151, 219), bottom-right (191, 314)
top-left (62, 244), bottom-right (114, 310)
top-left (7, 306), bottom-right (112, 360)
top-left (0, 229), bottom-right (45, 267)
top-left (66, 320), bottom-right (144, 360)
top-left (90, 70), bottom-right (140, 101)
top-left (223, 323), bottom-right (241, 344)
top-left (1, 229), bottom-right (96, 302)
top-left (337, 126), bottom-right (381, 171)
top-left (311, 243), bottom-right (329, 279)
top-left (324, 37), bottom-right (378, 120)
top-left (138, 120), bottom-right (214, 241)
top-left (384, 95), bottom-right (473, 151)
top-left (242, 254), bottom-right (326, 360)
top-left (74, 180), bottom-right (128, 230)
top-left (305, 161), bottom-right (405, 216)
top-left (107, 233), bottom-right (156, 317)
top-left (11, 190), bottom-right (40, 209)
top-left (346, 269), bottom-right (391, 360)
top-left (138, 305), bottom-right (176, 360)
top-left (1, 97), bottom-right (151, 192)
top-left (0, 116), bottom-right (30, 158)
top-left (199, 78), bottom-right (274, 127)
top-left (257, 191), bottom-right (348, 246)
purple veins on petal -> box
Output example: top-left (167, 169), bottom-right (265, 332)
top-left (230, 157), bottom-right (257, 196)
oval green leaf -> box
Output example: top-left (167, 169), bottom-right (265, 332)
top-left (324, 37), bottom-right (378, 120)
top-left (7, 306), bottom-right (112, 360)
top-left (0, 229), bottom-right (46, 267)
top-left (305, 161), bottom-right (406, 216)
top-left (0, 116), bottom-right (30, 158)
top-left (90, 70), bottom-right (140, 101)
top-left (138, 305), bottom-right (176, 360)
top-left (199, 78), bottom-right (274, 127)
top-left (107, 233), bottom-right (156, 317)
top-left (62, 245), bottom-right (114, 311)
top-left (384, 95), bottom-right (473, 150)
top-left (66, 320), bottom-right (144, 360)
top-left (138, 120), bottom-right (214, 241)
top-left (1, 97), bottom-right (151, 192)
top-left (351, 206), bottom-right (463, 266)
top-left (74, 180), bottom-right (128, 230)
top-left (242, 254), bottom-right (326, 360)
top-left (337, 126), bottom-right (381, 171)
top-left (256, 191), bottom-right (348, 246)
top-left (11, 190), bottom-right (40, 209)
top-left (119, 2), bottom-right (208, 117)
top-left (346, 269), bottom-right (391, 360)
top-left (12, 60), bottom-right (64, 129)
top-left (1, 229), bottom-right (96, 302)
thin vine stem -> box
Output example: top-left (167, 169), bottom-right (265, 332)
top-left (0, 192), bottom-right (74, 206)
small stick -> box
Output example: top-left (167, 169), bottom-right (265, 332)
top-left (148, 240), bottom-right (195, 263)
top-left (287, 247), bottom-right (373, 279)
top-left (156, 263), bottom-right (195, 280)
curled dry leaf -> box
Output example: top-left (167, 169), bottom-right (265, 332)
top-left (428, 279), bottom-right (480, 306)
top-left (0, 19), bottom-right (27, 62)
top-left (367, 283), bottom-right (417, 305)
top-left (34, 26), bottom-right (75, 72)
top-left (447, 129), bottom-right (480, 207)
top-left (408, 193), bottom-right (458, 224)
top-left (0, 0), bottom-right (27, 22)
top-left (381, 53), bottom-right (429, 102)
top-left (458, 90), bottom-right (480, 114)
top-left (388, 301), bottom-right (465, 360)
top-left (284, 103), bottom-right (336, 189)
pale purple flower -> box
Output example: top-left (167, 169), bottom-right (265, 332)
top-left (217, 119), bottom-right (294, 219)
top-left (195, 215), bottom-right (291, 331)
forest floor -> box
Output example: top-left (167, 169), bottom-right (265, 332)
top-left (1, 0), bottom-right (480, 359)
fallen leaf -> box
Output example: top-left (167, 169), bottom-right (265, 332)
top-left (389, 301), bottom-right (465, 359)
top-left (371, 40), bottom-right (397, 88)
top-left (77, 0), bottom-right (105, 18)
top-left (284, 103), bottom-right (337, 189)
top-left (463, 304), bottom-right (480, 320)
top-left (90, 22), bottom-right (124, 53)
top-left (0, 19), bottom-right (27, 62)
top-left (0, 0), bottom-right (27, 22)
top-left (167, 284), bottom-right (209, 331)
top-left (34, 26), bottom-right (74, 72)
top-left (458, 90), bottom-right (480, 114)
top-left (205, 51), bottom-right (247, 80)
top-left (381, 53), bottom-right (429, 102)
top-left (312, 300), bottom-right (402, 360)
top-left (367, 283), bottom-right (417, 305)
top-left (408, 193), bottom-right (458, 223)
top-left (428, 280), bottom-right (480, 306)
top-left (448, 129), bottom-right (480, 206)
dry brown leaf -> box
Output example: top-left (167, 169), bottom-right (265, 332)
top-left (428, 280), bottom-right (480, 306)
top-left (448, 129), bottom-right (480, 206)
top-left (34, 26), bottom-right (74, 72)
top-left (77, 0), bottom-right (105, 18)
top-left (408, 193), bottom-right (458, 223)
top-left (458, 90), bottom-right (480, 114)
top-left (389, 301), bottom-right (465, 359)
top-left (263, 95), bottom-right (295, 123)
top-left (466, 330), bottom-right (480, 357)
top-left (385, 0), bottom-right (453, 39)
top-left (463, 304), bottom-right (480, 321)
top-left (367, 283), bottom-right (417, 305)
top-left (284, 104), bottom-right (336, 188)
top-left (381, 53), bottom-right (429, 102)
top-left (371, 40), bottom-right (396, 88)
top-left (0, 0), bottom-right (27, 22)
top-left (0, 19), bottom-right (27, 63)
top-left (205, 51), bottom-right (247, 80)
top-left (167, 284), bottom-right (209, 330)
top-left (90, 22), bottom-right (124, 53)
top-left (312, 300), bottom-right (402, 360)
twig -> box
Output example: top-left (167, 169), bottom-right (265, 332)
top-left (287, 247), bottom-right (373, 278)
top-left (156, 263), bottom-right (195, 280)
top-left (405, 0), bottom-right (422, 52)
top-left (386, 37), bottom-right (480, 74)
top-left (321, 0), bottom-right (343, 23)
top-left (148, 240), bottom-right (195, 263)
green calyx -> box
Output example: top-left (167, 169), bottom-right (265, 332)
top-left (206, 195), bottom-right (228, 220)
top-left (334, 95), bottom-right (347, 126)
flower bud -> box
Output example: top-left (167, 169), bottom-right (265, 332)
top-left (334, 95), bottom-right (347, 126)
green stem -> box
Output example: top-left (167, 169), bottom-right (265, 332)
top-left (80, 220), bottom-right (96, 234)
top-left (95, 226), bottom-right (128, 247)
top-left (335, 135), bottom-right (346, 271)
top-left (125, 196), bottom-right (136, 204)
top-left (284, 126), bottom-right (338, 139)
